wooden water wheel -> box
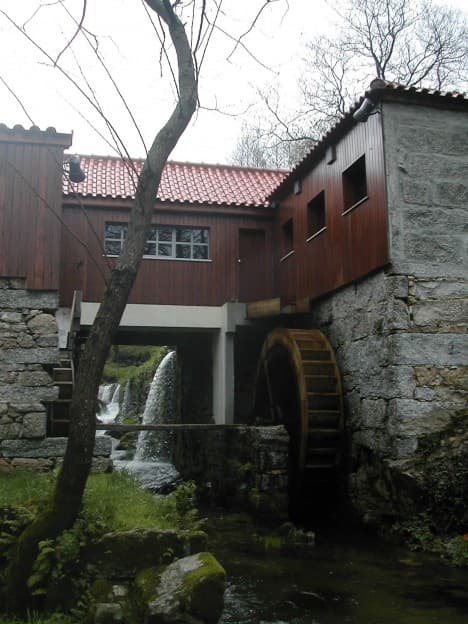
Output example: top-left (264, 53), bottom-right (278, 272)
top-left (254, 328), bottom-right (344, 493)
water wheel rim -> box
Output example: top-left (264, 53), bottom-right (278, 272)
top-left (255, 328), bottom-right (344, 474)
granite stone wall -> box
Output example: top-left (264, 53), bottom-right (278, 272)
top-left (0, 277), bottom-right (112, 471)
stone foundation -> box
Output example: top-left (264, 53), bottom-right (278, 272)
top-left (175, 425), bottom-right (289, 517)
top-left (0, 277), bottom-right (111, 471)
top-left (306, 268), bottom-right (467, 526)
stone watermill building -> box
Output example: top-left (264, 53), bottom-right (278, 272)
top-left (0, 81), bottom-right (466, 525)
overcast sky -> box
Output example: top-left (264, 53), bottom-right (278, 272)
top-left (0, 0), bottom-right (466, 164)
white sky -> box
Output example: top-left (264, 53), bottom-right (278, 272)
top-left (0, 0), bottom-right (466, 164)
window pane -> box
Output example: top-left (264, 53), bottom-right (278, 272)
top-left (158, 228), bottom-right (173, 242)
top-left (176, 229), bottom-right (191, 242)
top-left (176, 244), bottom-right (191, 259)
top-left (105, 223), bottom-right (126, 238)
top-left (193, 245), bottom-right (208, 260)
top-left (144, 242), bottom-right (156, 256)
top-left (192, 229), bottom-right (205, 243)
top-left (158, 243), bottom-right (173, 257)
top-left (147, 227), bottom-right (157, 241)
top-left (105, 241), bottom-right (122, 256)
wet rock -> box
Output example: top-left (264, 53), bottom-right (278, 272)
top-left (89, 528), bottom-right (207, 578)
top-left (136, 551), bottom-right (226, 624)
top-left (94, 603), bottom-right (124, 624)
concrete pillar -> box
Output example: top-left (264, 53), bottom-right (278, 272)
top-left (212, 328), bottom-right (235, 424)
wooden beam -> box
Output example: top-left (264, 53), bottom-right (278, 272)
top-left (246, 297), bottom-right (281, 319)
top-left (96, 423), bottom-right (247, 431)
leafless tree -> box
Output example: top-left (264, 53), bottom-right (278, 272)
top-left (0, 0), bottom-right (281, 612)
top-left (232, 0), bottom-right (468, 168)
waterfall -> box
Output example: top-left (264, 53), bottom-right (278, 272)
top-left (134, 350), bottom-right (177, 462)
top-left (117, 378), bottom-right (132, 424)
top-left (97, 383), bottom-right (121, 426)
top-left (109, 350), bottom-right (180, 490)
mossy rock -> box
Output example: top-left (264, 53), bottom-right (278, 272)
top-left (136, 551), bottom-right (226, 624)
top-left (87, 528), bottom-right (207, 579)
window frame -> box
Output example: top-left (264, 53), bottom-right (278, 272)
top-left (306, 190), bottom-right (327, 242)
top-left (342, 154), bottom-right (368, 216)
top-left (280, 217), bottom-right (295, 262)
top-left (104, 223), bottom-right (211, 262)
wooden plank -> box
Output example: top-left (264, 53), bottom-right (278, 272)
top-left (96, 423), bottom-right (246, 431)
top-left (246, 297), bottom-right (281, 319)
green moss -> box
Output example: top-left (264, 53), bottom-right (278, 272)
top-left (180, 552), bottom-right (226, 624)
top-left (134, 566), bottom-right (162, 602)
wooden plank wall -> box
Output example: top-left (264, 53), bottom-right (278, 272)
top-left (60, 203), bottom-right (277, 306)
top-left (276, 114), bottom-right (388, 303)
top-left (0, 128), bottom-right (71, 290)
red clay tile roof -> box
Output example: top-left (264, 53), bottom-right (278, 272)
top-left (269, 80), bottom-right (468, 200)
top-left (63, 156), bottom-right (287, 207)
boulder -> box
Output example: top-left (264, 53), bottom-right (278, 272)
top-left (89, 528), bottom-right (207, 578)
top-left (136, 552), bottom-right (226, 624)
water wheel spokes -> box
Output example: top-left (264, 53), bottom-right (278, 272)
top-left (254, 328), bottom-right (344, 480)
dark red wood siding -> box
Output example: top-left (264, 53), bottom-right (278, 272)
top-left (59, 202), bottom-right (277, 306)
top-left (276, 114), bottom-right (388, 303)
top-left (0, 128), bottom-right (71, 290)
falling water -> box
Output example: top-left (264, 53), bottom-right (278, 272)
top-left (113, 350), bottom-right (179, 490)
top-left (97, 383), bottom-right (121, 428)
top-left (134, 350), bottom-right (177, 462)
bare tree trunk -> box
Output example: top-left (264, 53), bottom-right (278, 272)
top-left (5, 0), bottom-right (197, 612)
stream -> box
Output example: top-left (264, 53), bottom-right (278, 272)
top-left (97, 366), bottom-right (468, 624)
top-left (204, 512), bottom-right (468, 624)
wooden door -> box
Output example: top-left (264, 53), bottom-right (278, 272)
top-left (238, 228), bottom-right (266, 302)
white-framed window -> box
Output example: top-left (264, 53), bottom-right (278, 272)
top-left (104, 223), bottom-right (210, 260)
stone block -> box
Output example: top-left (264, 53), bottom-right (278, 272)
top-left (0, 437), bottom-right (68, 458)
top-left (27, 313), bottom-right (57, 336)
top-left (0, 422), bottom-right (22, 440)
top-left (0, 383), bottom-right (58, 402)
top-left (386, 399), bottom-right (451, 438)
top-left (355, 272), bottom-right (387, 307)
top-left (390, 334), bottom-right (467, 367)
top-left (11, 457), bottom-right (54, 471)
top-left (413, 279), bottom-right (467, 300)
top-left (359, 399), bottom-right (387, 429)
top-left (18, 370), bottom-right (53, 387)
top-left (404, 234), bottom-right (464, 265)
top-left (402, 179), bottom-right (431, 205)
top-left (9, 402), bottom-right (45, 413)
top-left (95, 435), bottom-right (113, 456)
top-left (0, 312), bottom-right (22, 323)
top-left (385, 275), bottom-right (408, 300)
top-left (412, 299), bottom-right (467, 330)
top-left (0, 290), bottom-right (58, 310)
top-left (435, 182), bottom-right (468, 207)
top-left (0, 347), bottom-right (60, 365)
top-left (36, 334), bottom-right (59, 347)
top-left (16, 334), bottom-right (35, 348)
top-left (21, 412), bottom-right (47, 438)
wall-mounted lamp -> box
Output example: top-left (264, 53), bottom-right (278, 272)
top-left (64, 155), bottom-right (86, 183)
top-left (353, 98), bottom-right (379, 123)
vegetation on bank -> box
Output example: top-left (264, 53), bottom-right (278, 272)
top-left (0, 471), bottom-right (201, 621)
top-left (102, 345), bottom-right (167, 386)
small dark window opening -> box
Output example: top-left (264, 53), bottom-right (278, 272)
top-left (307, 190), bottom-right (326, 239)
top-left (342, 155), bottom-right (367, 212)
top-left (281, 218), bottom-right (294, 257)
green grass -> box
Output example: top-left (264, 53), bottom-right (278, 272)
top-left (0, 472), bottom-right (54, 514)
top-left (82, 470), bottom-right (186, 531)
top-left (0, 470), bottom-right (195, 533)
